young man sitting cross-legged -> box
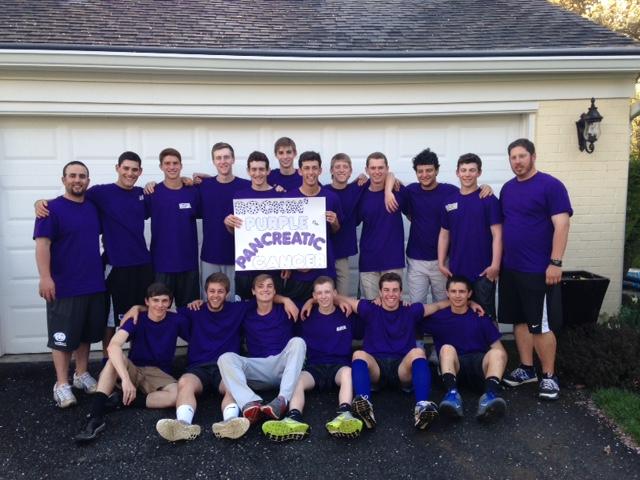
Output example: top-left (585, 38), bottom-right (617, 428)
top-left (213, 274), bottom-right (306, 439)
top-left (337, 272), bottom-right (457, 431)
top-left (261, 276), bottom-right (364, 441)
top-left (74, 283), bottom-right (189, 443)
top-left (424, 275), bottom-right (508, 422)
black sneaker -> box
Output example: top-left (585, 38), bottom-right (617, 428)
top-left (74, 415), bottom-right (106, 443)
top-left (104, 391), bottom-right (123, 412)
top-left (538, 374), bottom-right (560, 401)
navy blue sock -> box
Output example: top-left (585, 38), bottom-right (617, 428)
top-left (337, 403), bottom-right (351, 413)
top-left (411, 358), bottom-right (430, 402)
top-left (352, 359), bottom-right (371, 398)
top-left (485, 376), bottom-right (501, 395)
top-left (287, 409), bottom-right (303, 422)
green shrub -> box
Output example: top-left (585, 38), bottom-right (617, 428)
top-left (624, 156), bottom-right (640, 272)
top-left (557, 323), bottom-right (640, 392)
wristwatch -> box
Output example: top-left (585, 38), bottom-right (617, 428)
top-left (549, 259), bottom-right (563, 267)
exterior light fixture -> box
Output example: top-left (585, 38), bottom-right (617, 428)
top-left (576, 97), bottom-right (603, 153)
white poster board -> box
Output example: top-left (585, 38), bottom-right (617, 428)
top-left (233, 196), bottom-right (327, 272)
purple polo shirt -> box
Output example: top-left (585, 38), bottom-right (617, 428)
top-left (423, 307), bottom-right (501, 357)
top-left (357, 301), bottom-right (424, 360)
top-left (500, 172), bottom-right (573, 273)
top-left (198, 176), bottom-right (251, 265)
top-left (295, 307), bottom-right (354, 366)
top-left (86, 183), bottom-right (150, 267)
top-left (357, 186), bottom-right (408, 272)
top-left (120, 311), bottom-right (190, 375)
top-left (242, 303), bottom-right (294, 358)
top-left (287, 187), bottom-right (344, 282)
top-left (33, 196), bottom-right (105, 298)
top-left (145, 182), bottom-right (200, 273)
top-left (405, 182), bottom-right (458, 261)
top-left (325, 181), bottom-right (368, 259)
top-left (178, 301), bottom-right (249, 367)
top-left (233, 187), bottom-right (283, 277)
top-left (268, 169), bottom-right (302, 192)
top-left (441, 190), bottom-right (502, 282)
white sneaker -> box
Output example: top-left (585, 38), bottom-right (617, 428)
top-left (73, 372), bottom-right (98, 394)
top-left (156, 419), bottom-right (201, 442)
top-left (53, 383), bottom-right (77, 408)
top-left (211, 417), bottom-right (250, 440)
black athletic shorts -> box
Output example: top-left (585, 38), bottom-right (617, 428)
top-left (306, 363), bottom-right (346, 391)
top-left (107, 263), bottom-right (154, 322)
top-left (372, 357), bottom-right (403, 390)
top-left (46, 292), bottom-right (108, 351)
top-left (185, 361), bottom-right (222, 394)
top-left (155, 270), bottom-right (199, 308)
top-left (472, 276), bottom-right (497, 320)
top-left (498, 268), bottom-right (563, 334)
top-left (457, 352), bottom-right (487, 393)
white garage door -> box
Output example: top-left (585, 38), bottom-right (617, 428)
top-left (0, 114), bottom-right (526, 354)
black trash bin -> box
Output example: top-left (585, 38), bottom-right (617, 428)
top-left (561, 270), bottom-right (610, 327)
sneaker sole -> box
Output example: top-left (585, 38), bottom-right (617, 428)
top-left (211, 418), bottom-right (250, 440)
top-left (242, 405), bottom-right (263, 424)
top-left (538, 391), bottom-right (560, 401)
top-left (55, 398), bottom-right (78, 409)
top-left (262, 421), bottom-right (309, 442)
top-left (260, 405), bottom-right (284, 421)
top-left (352, 398), bottom-right (376, 429)
top-left (415, 409), bottom-right (439, 430)
top-left (502, 377), bottom-right (538, 387)
top-left (326, 418), bottom-right (363, 439)
top-left (74, 422), bottom-right (106, 443)
top-left (476, 399), bottom-right (507, 422)
top-left (438, 402), bottom-right (463, 419)
top-left (156, 420), bottom-right (201, 442)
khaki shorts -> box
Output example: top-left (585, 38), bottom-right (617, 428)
top-left (125, 360), bottom-right (177, 394)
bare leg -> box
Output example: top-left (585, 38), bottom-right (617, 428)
top-left (147, 383), bottom-right (178, 409)
top-left (176, 374), bottom-right (203, 411)
top-left (482, 348), bottom-right (508, 379)
top-left (95, 360), bottom-right (119, 395)
top-left (534, 331), bottom-right (557, 375)
top-left (102, 327), bottom-right (115, 358)
top-left (438, 345), bottom-right (460, 376)
top-left (335, 367), bottom-right (353, 405)
top-left (514, 324), bottom-right (534, 365)
top-left (289, 371), bottom-right (315, 413)
top-left (52, 349), bottom-right (72, 386)
top-left (398, 347), bottom-right (427, 384)
top-left (74, 342), bottom-right (91, 375)
top-left (352, 350), bottom-right (382, 383)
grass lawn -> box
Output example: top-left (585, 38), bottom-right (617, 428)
top-left (592, 388), bottom-right (640, 445)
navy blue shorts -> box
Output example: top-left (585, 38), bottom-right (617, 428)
top-left (185, 361), bottom-right (222, 394)
top-left (306, 363), bottom-right (345, 391)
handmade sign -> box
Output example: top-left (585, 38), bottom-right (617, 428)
top-left (233, 196), bottom-right (327, 271)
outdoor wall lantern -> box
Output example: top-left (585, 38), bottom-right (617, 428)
top-left (576, 97), bottom-right (603, 153)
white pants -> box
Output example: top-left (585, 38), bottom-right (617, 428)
top-left (406, 257), bottom-right (448, 303)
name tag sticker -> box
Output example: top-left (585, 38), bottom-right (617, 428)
top-left (179, 203), bottom-right (192, 209)
top-left (445, 202), bottom-right (458, 212)
top-left (336, 325), bottom-right (347, 332)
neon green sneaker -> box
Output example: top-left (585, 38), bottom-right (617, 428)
top-left (325, 411), bottom-right (363, 439)
top-left (262, 417), bottom-right (310, 442)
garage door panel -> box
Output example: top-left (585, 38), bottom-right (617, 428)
top-left (1, 127), bottom-right (58, 160)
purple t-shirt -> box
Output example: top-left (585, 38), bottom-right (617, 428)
top-left (422, 307), bottom-right (501, 357)
top-left (500, 172), bottom-right (573, 273)
top-left (358, 300), bottom-right (424, 360)
top-left (357, 186), bottom-right (408, 272)
top-left (295, 307), bottom-right (354, 366)
top-left (268, 169), bottom-right (302, 192)
top-left (198, 176), bottom-right (251, 265)
top-left (233, 187), bottom-right (283, 277)
top-left (33, 196), bottom-right (105, 298)
top-left (145, 183), bottom-right (200, 273)
top-left (86, 183), bottom-right (150, 268)
top-left (406, 182), bottom-right (458, 261)
top-left (120, 311), bottom-right (190, 374)
top-left (287, 187), bottom-right (344, 282)
top-left (325, 181), bottom-right (368, 259)
top-left (441, 190), bottom-right (502, 282)
top-left (178, 301), bottom-right (249, 367)
top-left (242, 303), bottom-right (294, 358)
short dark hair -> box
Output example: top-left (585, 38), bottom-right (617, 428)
top-left (62, 161), bottom-right (89, 177)
top-left (146, 282), bottom-right (174, 302)
top-left (274, 137), bottom-right (297, 154)
top-left (252, 273), bottom-right (275, 289)
top-left (379, 271), bottom-right (402, 291)
top-left (366, 152), bottom-right (388, 168)
top-left (508, 138), bottom-right (536, 156)
top-left (247, 151), bottom-right (270, 170)
top-left (159, 147), bottom-right (182, 164)
top-left (117, 151), bottom-right (142, 167)
top-left (313, 275), bottom-right (335, 290)
top-left (211, 142), bottom-right (235, 159)
top-left (457, 153), bottom-right (482, 171)
top-left (298, 151), bottom-right (322, 168)
top-left (412, 148), bottom-right (439, 171)
top-left (205, 273), bottom-right (230, 293)
top-left (445, 275), bottom-right (473, 293)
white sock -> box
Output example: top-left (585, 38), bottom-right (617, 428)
top-left (176, 404), bottom-right (195, 424)
top-left (223, 403), bottom-right (240, 421)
